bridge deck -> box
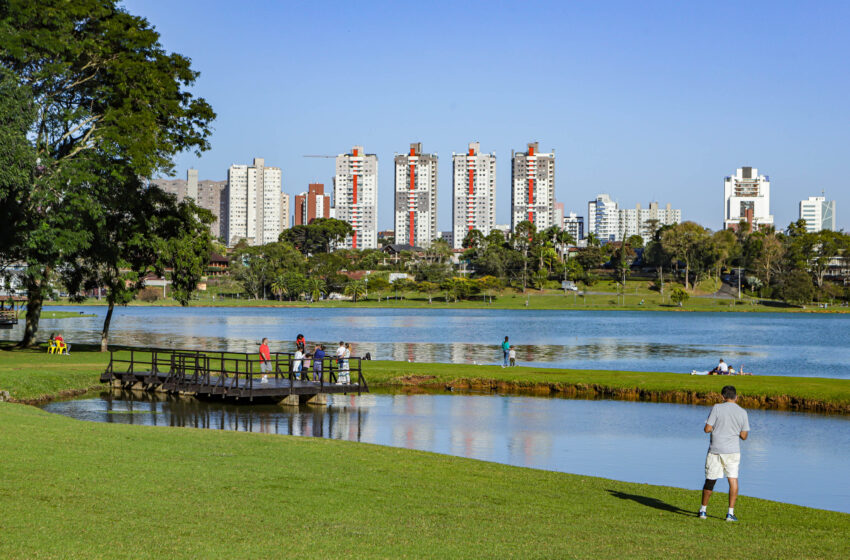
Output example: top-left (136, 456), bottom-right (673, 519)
top-left (100, 348), bottom-right (368, 402)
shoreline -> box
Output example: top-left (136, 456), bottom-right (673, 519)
top-left (3, 345), bottom-right (848, 414)
top-left (42, 298), bottom-right (850, 314)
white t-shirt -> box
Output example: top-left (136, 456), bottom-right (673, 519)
top-left (509, 349), bottom-right (516, 359)
top-left (336, 346), bottom-right (345, 358)
top-left (718, 362), bottom-right (729, 373)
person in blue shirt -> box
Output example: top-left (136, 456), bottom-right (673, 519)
top-left (501, 336), bottom-right (510, 367)
top-left (312, 344), bottom-right (325, 382)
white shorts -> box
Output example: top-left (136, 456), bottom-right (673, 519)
top-left (705, 452), bottom-right (740, 479)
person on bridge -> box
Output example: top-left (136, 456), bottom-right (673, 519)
top-left (313, 344), bottom-right (325, 382)
top-left (698, 385), bottom-right (750, 522)
top-left (296, 333), bottom-right (305, 352)
top-left (501, 336), bottom-right (510, 367)
top-left (293, 348), bottom-right (304, 379)
top-left (259, 338), bottom-right (272, 374)
top-left (339, 343), bottom-right (351, 384)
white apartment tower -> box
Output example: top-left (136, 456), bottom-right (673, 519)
top-left (452, 142), bottom-right (496, 249)
top-left (511, 142), bottom-right (555, 231)
top-left (724, 167), bottom-right (773, 231)
top-left (799, 196), bottom-right (836, 233)
top-left (224, 158), bottom-right (282, 246)
top-left (620, 202), bottom-right (682, 241)
top-left (334, 146), bottom-right (378, 249)
top-left (280, 193), bottom-right (291, 231)
top-left (394, 143), bottom-right (438, 247)
top-left (588, 194), bottom-right (620, 242)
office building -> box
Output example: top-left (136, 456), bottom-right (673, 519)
top-left (799, 196), bottom-right (836, 233)
top-left (294, 183), bottom-right (330, 226)
top-left (334, 146), bottom-right (378, 249)
top-left (564, 212), bottom-right (584, 241)
top-left (395, 142), bottom-right (438, 246)
top-left (511, 142), bottom-right (555, 231)
top-left (451, 142), bottom-right (496, 249)
top-left (224, 158), bottom-right (282, 247)
top-left (280, 193), bottom-right (291, 230)
top-left (723, 166), bottom-right (773, 231)
top-left (150, 170), bottom-right (226, 239)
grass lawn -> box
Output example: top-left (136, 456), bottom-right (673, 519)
top-left (42, 279), bottom-right (847, 313)
top-left (0, 401), bottom-right (847, 559)
top-left (2, 344), bottom-right (849, 413)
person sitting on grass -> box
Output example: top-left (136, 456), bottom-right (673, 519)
top-left (709, 359), bottom-right (729, 375)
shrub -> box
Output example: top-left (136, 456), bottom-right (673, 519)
top-left (137, 287), bottom-right (160, 302)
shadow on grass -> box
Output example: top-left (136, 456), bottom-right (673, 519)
top-left (606, 489), bottom-right (693, 516)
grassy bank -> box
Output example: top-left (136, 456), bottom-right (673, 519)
top-left (0, 402), bottom-right (847, 559)
top-left (2, 344), bottom-right (849, 413)
top-left (42, 281), bottom-right (849, 313)
top-left (364, 361), bottom-right (850, 413)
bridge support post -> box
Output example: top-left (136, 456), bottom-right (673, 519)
top-left (303, 393), bottom-right (327, 406)
top-left (279, 394), bottom-right (300, 406)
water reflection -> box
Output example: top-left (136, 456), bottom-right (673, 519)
top-left (42, 389), bottom-right (850, 513)
top-left (5, 306), bottom-right (849, 377)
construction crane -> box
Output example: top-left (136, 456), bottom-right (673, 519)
top-left (303, 155), bottom-right (335, 158)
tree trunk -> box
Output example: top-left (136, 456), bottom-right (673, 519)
top-left (19, 272), bottom-right (46, 348)
top-left (684, 262), bottom-right (690, 290)
top-left (100, 301), bottom-right (115, 352)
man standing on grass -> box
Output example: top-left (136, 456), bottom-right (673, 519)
top-left (699, 385), bottom-right (750, 522)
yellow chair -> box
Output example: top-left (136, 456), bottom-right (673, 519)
top-left (47, 340), bottom-right (68, 355)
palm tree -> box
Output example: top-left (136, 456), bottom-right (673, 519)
top-left (344, 280), bottom-right (367, 303)
top-left (585, 232), bottom-right (600, 248)
top-left (307, 277), bottom-right (326, 302)
top-left (270, 275), bottom-right (287, 301)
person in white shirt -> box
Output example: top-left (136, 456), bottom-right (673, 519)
top-left (293, 349), bottom-right (303, 379)
top-left (509, 347), bottom-right (517, 367)
top-left (710, 359), bottom-right (729, 375)
top-left (335, 341), bottom-right (345, 383)
top-left (339, 343), bottom-right (351, 384)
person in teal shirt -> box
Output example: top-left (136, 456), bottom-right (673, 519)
top-left (501, 336), bottom-right (510, 367)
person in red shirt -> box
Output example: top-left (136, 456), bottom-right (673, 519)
top-left (259, 338), bottom-right (272, 375)
top-left (296, 333), bottom-right (305, 352)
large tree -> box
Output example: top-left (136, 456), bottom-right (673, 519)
top-left (0, 0), bottom-right (215, 346)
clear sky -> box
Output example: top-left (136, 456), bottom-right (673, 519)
top-left (123, 0), bottom-right (849, 232)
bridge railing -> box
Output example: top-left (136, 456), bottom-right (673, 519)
top-left (105, 348), bottom-right (366, 394)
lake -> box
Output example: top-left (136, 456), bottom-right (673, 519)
top-left (5, 306), bottom-right (850, 377)
top-left (42, 389), bottom-right (850, 513)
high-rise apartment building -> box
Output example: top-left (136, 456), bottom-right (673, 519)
top-left (511, 142), bottom-right (555, 231)
top-left (451, 142), bottom-right (496, 249)
top-left (588, 196), bottom-right (681, 242)
top-left (334, 146), bottom-right (378, 249)
top-left (724, 167), bottom-right (773, 231)
top-left (587, 194), bottom-right (620, 242)
top-left (294, 183), bottom-right (330, 226)
top-left (620, 202), bottom-right (681, 240)
top-left (799, 196), bottom-right (837, 233)
top-left (224, 158), bottom-right (282, 246)
top-left (150, 170), bottom-right (226, 239)
top-left (280, 193), bottom-right (291, 230)
top-left (564, 212), bottom-right (584, 241)
top-left (395, 143), bottom-right (438, 247)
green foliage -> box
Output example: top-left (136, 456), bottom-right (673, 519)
top-left (0, 0), bottom-right (215, 345)
top-left (777, 270), bottom-right (814, 306)
top-left (344, 279), bottom-right (367, 302)
top-left (670, 286), bottom-right (690, 307)
top-left (281, 218), bottom-right (353, 254)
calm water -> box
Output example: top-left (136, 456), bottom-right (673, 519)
top-left (42, 390), bottom-right (850, 513)
top-left (5, 306), bottom-right (850, 377)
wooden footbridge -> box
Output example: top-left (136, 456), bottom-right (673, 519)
top-left (100, 348), bottom-right (368, 404)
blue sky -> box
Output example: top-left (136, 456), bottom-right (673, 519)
top-left (124, 0), bottom-right (849, 231)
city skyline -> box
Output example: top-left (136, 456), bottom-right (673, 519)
top-left (129, 0), bottom-right (850, 232)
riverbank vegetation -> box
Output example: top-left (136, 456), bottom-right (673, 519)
top-left (0, 401), bottom-right (847, 559)
top-left (3, 344), bottom-right (849, 413)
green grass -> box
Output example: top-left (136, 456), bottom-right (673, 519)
top-left (362, 361), bottom-right (850, 412)
top-left (0, 401), bottom-right (847, 559)
top-left (35, 310), bottom-right (97, 319)
top-left (42, 279), bottom-right (848, 313)
top-left (2, 344), bottom-right (849, 412)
